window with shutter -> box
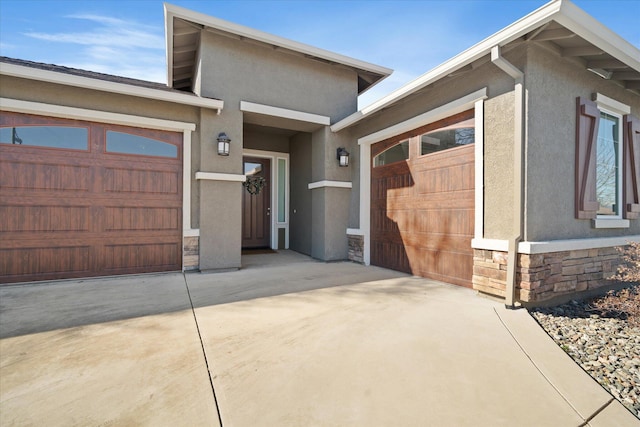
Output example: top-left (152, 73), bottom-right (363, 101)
top-left (624, 115), bottom-right (640, 219)
top-left (575, 94), bottom-right (637, 227)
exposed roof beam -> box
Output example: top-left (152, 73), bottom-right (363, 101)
top-left (173, 60), bottom-right (194, 69)
top-left (173, 46), bottom-right (197, 55)
top-left (586, 59), bottom-right (629, 69)
top-left (611, 71), bottom-right (640, 80)
top-left (562, 46), bottom-right (604, 57)
top-left (173, 27), bottom-right (199, 37)
top-left (529, 28), bottom-right (576, 42)
top-left (626, 81), bottom-right (640, 90)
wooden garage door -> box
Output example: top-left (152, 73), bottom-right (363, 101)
top-left (0, 112), bottom-right (182, 283)
top-left (371, 110), bottom-right (474, 288)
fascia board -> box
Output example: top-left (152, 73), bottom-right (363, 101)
top-left (555, 1), bottom-right (640, 72)
top-left (164, 2), bottom-right (174, 88)
top-left (0, 62), bottom-right (224, 111)
top-left (333, 0), bottom-right (564, 132)
top-left (163, 3), bottom-right (392, 78)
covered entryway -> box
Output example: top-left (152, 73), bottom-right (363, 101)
top-left (370, 110), bottom-right (475, 288)
top-left (0, 111), bottom-right (182, 283)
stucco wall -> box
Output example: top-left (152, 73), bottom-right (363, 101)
top-left (525, 44), bottom-right (640, 241)
top-left (198, 31), bottom-right (358, 123)
top-left (243, 128), bottom-right (290, 153)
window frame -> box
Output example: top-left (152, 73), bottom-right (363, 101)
top-left (594, 108), bottom-right (623, 219)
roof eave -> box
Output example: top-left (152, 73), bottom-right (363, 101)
top-left (0, 62), bottom-right (224, 111)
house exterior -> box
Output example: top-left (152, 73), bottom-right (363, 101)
top-left (1, 0), bottom-right (638, 307)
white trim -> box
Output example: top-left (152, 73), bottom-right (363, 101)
top-left (0, 97), bottom-right (199, 271)
top-left (0, 98), bottom-right (196, 132)
top-left (195, 172), bottom-right (246, 182)
top-left (164, 3), bottom-right (392, 88)
top-left (474, 99), bottom-right (485, 241)
top-left (473, 235), bottom-right (640, 254)
top-left (183, 130), bottom-right (193, 233)
top-left (472, 238), bottom-right (510, 252)
top-left (356, 89), bottom-right (488, 265)
top-left (331, 0), bottom-right (640, 131)
top-left (0, 63), bottom-right (224, 112)
top-left (357, 88), bottom-right (488, 146)
top-left (346, 228), bottom-right (365, 236)
top-left (240, 101), bottom-right (330, 126)
top-left (183, 229), bottom-right (200, 237)
top-left (594, 93), bottom-right (631, 116)
top-left (592, 219), bottom-right (630, 229)
top-left (308, 180), bottom-right (353, 190)
top-left (242, 149), bottom-right (290, 250)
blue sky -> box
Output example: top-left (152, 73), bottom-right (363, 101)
top-left (1, 0), bottom-right (638, 108)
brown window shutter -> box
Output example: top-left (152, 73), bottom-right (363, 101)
top-left (623, 114), bottom-right (640, 219)
top-left (575, 97), bottom-right (600, 219)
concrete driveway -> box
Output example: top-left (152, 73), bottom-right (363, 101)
top-left (0, 251), bottom-right (636, 426)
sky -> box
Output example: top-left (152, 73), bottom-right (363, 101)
top-left (1, 0), bottom-right (638, 108)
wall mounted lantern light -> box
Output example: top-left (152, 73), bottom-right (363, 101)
top-left (337, 147), bottom-right (350, 167)
top-left (217, 132), bottom-right (230, 156)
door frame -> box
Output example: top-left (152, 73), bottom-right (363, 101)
top-left (243, 148), bottom-right (290, 250)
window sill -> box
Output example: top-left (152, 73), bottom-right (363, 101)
top-left (592, 218), bottom-right (630, 229)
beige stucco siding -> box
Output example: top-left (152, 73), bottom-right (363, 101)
top-left (198, 31), bottom-right (358, 123)
top-left (524, 44), bottom-right (640, 241)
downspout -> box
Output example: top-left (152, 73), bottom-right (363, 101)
top-left (491, 45), bottom-right (525, 309)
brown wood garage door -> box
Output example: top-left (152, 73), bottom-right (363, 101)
top-left (371, 110), bottom-right (474, 288)
top-left (0, 112), bottom-right (182, 284)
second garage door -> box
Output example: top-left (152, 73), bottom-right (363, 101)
top-left (371, 110), bottom-right (475, 288)
top-left (0, 112), bottom-right (183, 284)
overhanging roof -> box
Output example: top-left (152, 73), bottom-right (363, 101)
top-left (163, 3), bottom-right (392, 94)
top-left (332, 0), bottom-right (640, 132)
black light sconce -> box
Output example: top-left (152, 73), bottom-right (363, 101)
top-left (217, 132), bottom-right (230, 156)
top-left (337, 147), bottom-right (350, 167)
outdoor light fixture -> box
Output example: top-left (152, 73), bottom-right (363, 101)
top-left (337, 147), bottom-right (350, 167)
top-left (217, 132), bottom-right (230, 156)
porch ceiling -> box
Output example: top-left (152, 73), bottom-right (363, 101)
top-left (243, 111), bottom-right (323, 134)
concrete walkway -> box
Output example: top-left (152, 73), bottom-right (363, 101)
top-left (1, 251), bottom-right (637, 426)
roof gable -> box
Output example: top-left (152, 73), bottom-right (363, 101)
top-left (163, 3), bottom-right (392, 94)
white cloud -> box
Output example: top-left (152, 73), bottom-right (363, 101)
top-left (22, 13), bottom-right (166, 83)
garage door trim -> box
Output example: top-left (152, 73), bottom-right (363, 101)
top-left (1, 97), bottom-right (198, 268)
top-left (353, 89), bottom-right (487, 266)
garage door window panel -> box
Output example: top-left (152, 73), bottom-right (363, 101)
top-left (420, 118), bottom-right (475, 156)
top-left (373, 139), bottom-right (410, 167)
top-left (106, 131), bottom-right (178, 158)
top-left (0, 126), bottom-right (88, 150)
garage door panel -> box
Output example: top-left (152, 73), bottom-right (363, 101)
top-left (0, 246), bottom-right (92, 279)
top-left (103, 167), bottom-right (179, 195)
top-left (104, 207), bottom-right (180, 231)
top-left (0, 161), bottom-right (92, 192)
top-left (1, 112), bottom-right (182, 283)
top-left (0, 205), bottom-right (91, 232)
top-left (102, 243), bottom-right (180, 272)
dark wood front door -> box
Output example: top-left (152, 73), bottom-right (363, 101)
top-left (242, 157), bottom-right (271, 249)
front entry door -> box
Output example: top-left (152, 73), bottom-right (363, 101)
top-left (242, 157), bottom-right (271, 248)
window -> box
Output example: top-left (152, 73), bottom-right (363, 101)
top-left (420, 117), bottom-right (475, 156)
top-left (373, 139), bottom-right (409, 167)
top-left (0, 126), bottom-right (88, 150)
top-left (576, 94), bottom-right (639, 226)
top-left (595, 111), bottom-right (621, 216)
top-left (106, 131), bottom-right (177, 158)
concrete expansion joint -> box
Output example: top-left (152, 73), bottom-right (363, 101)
top-left (182, 273), bottom-right (224, 426)
top-left (578, 398), bottom-right (614, 427)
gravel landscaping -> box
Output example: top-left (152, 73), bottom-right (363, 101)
top-left (530, 285), bottom-right (640, 419)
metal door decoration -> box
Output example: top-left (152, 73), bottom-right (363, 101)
top-left (243, 176), bottom-right (266, 195)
